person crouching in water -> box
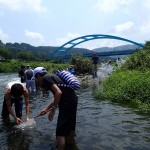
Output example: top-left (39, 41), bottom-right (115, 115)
top-left (33, 67), bottom-right (78, 150)
top-left (1, 82), bottom-right (30, 124)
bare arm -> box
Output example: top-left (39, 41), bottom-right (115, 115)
top-left (5, 90), bottom-right (16, 118)
top-left (23, 87), bottom-right (30, 120)
top-left (40, 84), bottom-right (62, 120)
top-left (5, 87), bottom-right (22, 124)
top-left (46, 84), bottom-right (62, 110)
top-left (47, 84), bottom-right (62, 121)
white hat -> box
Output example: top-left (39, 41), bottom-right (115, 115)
top-left (33, 67), bottom-right (47, 77)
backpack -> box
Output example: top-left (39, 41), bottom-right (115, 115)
top-left (55, 70), bottom-right (80, 90)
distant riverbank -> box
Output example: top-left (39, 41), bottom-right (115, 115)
top-left (0, 60), bottom-right (69, 73)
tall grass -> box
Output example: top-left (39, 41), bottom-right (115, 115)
top-left (0, 60), bottom-right (69, 73)
top-left (94, 70), bottom-right (150, 112)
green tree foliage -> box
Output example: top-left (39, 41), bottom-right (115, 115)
top-left (144, 41), bottom-right (150, 49)
top-left (70, 55), bottom-right (92, 74)
top-left (122, 49), bottom-right (150, 71)
top-left (17, 52), bottom-right (36, 61)
top-left (0, 48), bottom-right (12, 60)
top-left (0, 40), bottom-right (5, 48)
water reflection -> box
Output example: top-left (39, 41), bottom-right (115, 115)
top-left (0, 69), bottom-right (150, 150)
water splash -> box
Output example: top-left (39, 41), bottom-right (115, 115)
top-left (13, 119), bottom-right (36, 129)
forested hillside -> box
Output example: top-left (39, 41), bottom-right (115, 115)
top-left (0, 40), bottom-right (91, 60)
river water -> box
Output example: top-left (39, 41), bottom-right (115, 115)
top-left (0, 65), bottom-right (150, 150)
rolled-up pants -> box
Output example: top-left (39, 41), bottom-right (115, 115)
top-left (26, 79), bottom-right (36, 92)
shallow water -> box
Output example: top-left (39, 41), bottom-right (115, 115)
top-left (0, 67), bottom-right (150, 150)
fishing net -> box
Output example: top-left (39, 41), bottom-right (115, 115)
top-left (13, 118), bottom-right (36, 129)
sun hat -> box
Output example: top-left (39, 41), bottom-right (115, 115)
top-left (33, 67), bottom-right (47, 77)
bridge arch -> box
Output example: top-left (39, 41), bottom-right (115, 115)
top-left (51, 34), bottom-right (144, 59)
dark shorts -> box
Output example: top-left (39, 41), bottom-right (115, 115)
top-left (56, 88), bottom-right (78, 137)
top-left (1, 97), bottom-right (23, 118)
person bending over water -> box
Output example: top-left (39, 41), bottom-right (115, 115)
top-left (32, 67), bottom-right (78, 150)
top-left (1, 82), bottom-right (30, 124)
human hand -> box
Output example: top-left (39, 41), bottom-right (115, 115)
top-left (48, 110), bottom-right (55, 121)
top-left (15, 117), bottom-right (23, 124)
top-left (26, 117), bottom-right (30, 121)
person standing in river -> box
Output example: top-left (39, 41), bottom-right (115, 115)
top-left (25, 65), bottom-right (36, 92)
top-left (32, 67), bottom-right (78, 150)
top-left (91, 52), bottom-right (99, 75)
top-left (1, 82), bottom-right (30, 124)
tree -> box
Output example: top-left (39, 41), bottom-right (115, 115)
top-left (0, 48), bottom-right (12, 60)
top-left (0, 40), bottom-right (5, 48)
top-left (70, 55), bottom-right (92, 74)
top-left (17, 52), bottom-right (36, 61)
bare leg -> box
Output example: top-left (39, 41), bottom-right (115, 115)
top-left (56, 136), bottom-right (65, 150)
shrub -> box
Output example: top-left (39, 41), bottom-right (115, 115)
top-left (70, 55), bottom-right (92, 74)
top-left (122, 49), bottom-right (150, 71)
top-left (94, 70), bottom-right (150, 112)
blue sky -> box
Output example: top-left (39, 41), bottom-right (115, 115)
top-left (0, 0), bottom-right (150, 49)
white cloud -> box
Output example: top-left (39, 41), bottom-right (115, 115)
top-left (114, 21), bottom-right (135, 33)
top-left (108, 21), bottom-right (136, 43)
top-left (0, 27), bottom-right (9, 42)
top-left (143, 0), bottom-right (150, 10)
top-left (0, 0), bottom-right (47, 13)
top-left (52, 32), bottom-right (81, 46)
top-left (25, 29), bottom-right (45, 45)
top-left (112, 20), bottom-right (150, 43)
top-left (95, 0), bottom-right (134, 13)
top-left (139, 21), bottom-right (150, 34)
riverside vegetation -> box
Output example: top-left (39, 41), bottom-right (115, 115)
top-left (0, 60), bottom-right (69, 73)
top-left (0, 55), bottom-right (92, 74)
top-left (94, 41), bottom-right (150, 113)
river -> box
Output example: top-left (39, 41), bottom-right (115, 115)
top-left (0, 64), bottom-right (150, 150)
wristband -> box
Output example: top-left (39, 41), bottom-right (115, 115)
top-left (51, 106), bottom-right (57, 110)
